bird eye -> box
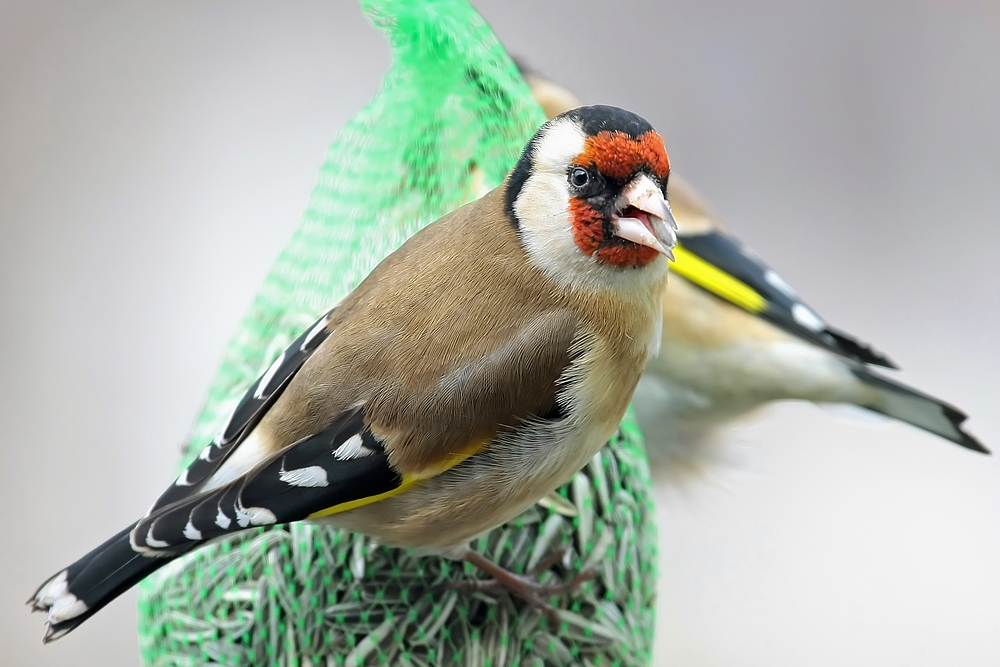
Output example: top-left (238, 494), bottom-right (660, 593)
top-left (569, 167), bottom-right (591, 189)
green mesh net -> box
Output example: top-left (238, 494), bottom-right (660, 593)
top-left (136, 1), bottom-right (657, 664)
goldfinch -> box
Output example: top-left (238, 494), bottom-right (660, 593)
top-left (30, 105), bottom-right (678, 642)
top-left (515, 60), bottom-right (987, 470)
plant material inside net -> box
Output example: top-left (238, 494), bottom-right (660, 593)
top-left (136, 1), bottom-right (657, 665)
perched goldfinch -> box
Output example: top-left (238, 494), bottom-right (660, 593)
top-left (30, 105), bottom-right (678, 641)
top-left (516, 60), bottom-right (987, 471)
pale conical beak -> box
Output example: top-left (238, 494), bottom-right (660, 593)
top-left (612, 174), bottom-right (678, 260)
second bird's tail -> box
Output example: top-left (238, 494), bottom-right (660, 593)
top-left (853, 366), bottom-right (988, 454)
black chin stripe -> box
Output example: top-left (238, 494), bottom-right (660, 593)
top-left (503, 139), bottom-right (538, 227)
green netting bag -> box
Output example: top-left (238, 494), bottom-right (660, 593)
top-left (136, 1), bottom-right (657, 665)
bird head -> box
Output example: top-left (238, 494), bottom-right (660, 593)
top-left (504, 105), bottom-right (678, 289)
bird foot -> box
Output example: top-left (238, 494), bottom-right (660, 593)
top-left (441, 548), bottom-right (598, 626)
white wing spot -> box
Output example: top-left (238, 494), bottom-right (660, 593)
top-left (174, 468), bottom-right (193, 487)
top-left (279, 465), bottom-right (329, 488)
top-left (301, 316), bottom-right (330, 351)
top-left (199, 444), bottom-right (214, 461)
top-left (333, 434), bottom-right (373, 460)
top-left (215, 508), bottom-right (232, 530)
top-left (145, 528), bottom-right (170, 549)
top-left (247, 507), bottom-right (277, 526)
top-left (764, 269), bottom-right (797, 298)
top-left (236, 504), bottom-right (277, 528)
top-left (183, 519), bottom-right (202, 541)
top-left (254, 351), bottom-right (286, 400)
top-left (792, 303), bottom-right (825, 332)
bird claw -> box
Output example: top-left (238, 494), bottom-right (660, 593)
top-left (439, 548), bottom-right (599, 627)
top-left (527, 545), bottom-right (570, 576)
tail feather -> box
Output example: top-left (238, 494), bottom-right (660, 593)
top-left (852, 367), bottom-right (989, 454)
top-left (30, 409), bottom-right (378, 642)
top-left (30, 522), bottom-right (191, 642)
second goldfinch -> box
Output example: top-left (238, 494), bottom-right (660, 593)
top-left (30, 105), bottom-right (678, 641)
top-left (516, 60), bottom-right (987, 470)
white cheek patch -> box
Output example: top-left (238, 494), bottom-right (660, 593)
top-left (533, 120), bottom-right (586, 173)
top-left (513, 171), bottom-right (587, 284)
top-left (513, 118), bottom-right (594, 284)
top-left (513, 172), bottom-right (572, 238)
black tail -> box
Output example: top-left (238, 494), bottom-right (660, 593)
top-left (29, 408), bottom-right (384, 642)
top-left (852, 366), bottom-right (989, 454)
top-left (29, 522), bottom-right (191, 642)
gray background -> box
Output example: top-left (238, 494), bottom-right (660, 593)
top-left (2, 1), bottom-right (998, 665)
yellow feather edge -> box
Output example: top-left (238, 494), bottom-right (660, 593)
top-left (306, 437), bottom-right (489, 520)
top-left (670, 244), bottom-right (768, 314)
top-left (307, 480), bottom-right (417, 519)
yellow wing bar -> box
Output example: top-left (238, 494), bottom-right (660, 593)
top-left (670, 243), bottom-right (767, 314)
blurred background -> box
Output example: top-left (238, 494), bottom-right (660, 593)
top-left (2, 1), bottom-right (998, 665)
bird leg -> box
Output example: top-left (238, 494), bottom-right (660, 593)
top-left (441, 548), bottom-right (598, 626)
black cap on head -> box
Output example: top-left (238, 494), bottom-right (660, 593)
top-left (562, 105), bottom-right (655, 140)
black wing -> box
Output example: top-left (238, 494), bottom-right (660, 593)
top-left (673, 230), bottom-right (897, 369)
top-left (147, 306), bottom-right (338, 514)
top-left (131, 408), bottom-right (406, 553)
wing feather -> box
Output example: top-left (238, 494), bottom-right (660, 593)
top-left (672, 230), bottom-right (897, 368)
top-left (143, 194), bottom-right (584, 536)
top-left (131, 407), bottom-right (408, 553)
top-left (147, 306), bottom-right (337, 514)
